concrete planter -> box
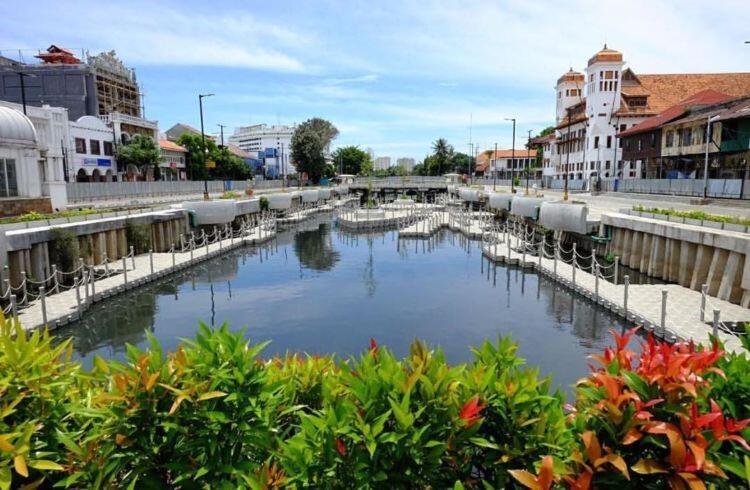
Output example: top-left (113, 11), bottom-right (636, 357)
top-left (318, 188), bottom-right (332, 200)
top-left (703, 220), bottom-right (724, 230)
top-left (267, 193), bottom-right (293, 210)
top-left (354, 208), bottom-right (385, 219)
top-left (487, 192), bottom-right (512, 211)
top-left (652, 213), bottom-right (669, 221)
top-left (301, 190), bottom-right (320, 203)
top-left (385, 199), bottom-right (414, 209)
top-left (723, 223), bottom-right (748, 233)
top-left (458, 188), bottom-right (480, 202)
top-left (182, 201), bottom-right (236, 225)
top-left (668, 215), bottom-right (685, 224)
top-left (685, 218), bottom-right (703, 226)
top-left (334, 185), bottom-right (349, 195)
top-left (235, 198), bottom-right (260, 215)
top-left (510, 196), bottom-right (546, 220)
top-left (539, 201), bottom-right (588, 234)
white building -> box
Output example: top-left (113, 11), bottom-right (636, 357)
top-left (69, 115), bottom-right (116, 182)
top-left (0, 104), bottom-right (68, 213)
top-left (487, 149), bottom-right (538, 179)
top-left (229, 124), bottom-right (296, 177)
top-left (158, 140), bottom-right (187, 181)
top-left (396, 157), bottom-right (415, 172)
top-left (374, 156), bottom-right (391, 171)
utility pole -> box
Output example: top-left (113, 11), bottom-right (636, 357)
top-left (199, 93), bottom-right (214, 200)
top-left (703, 114), bottom-right (720, 199)
top-left (280, 142), bottom-right (286, 189)
top-left (217, 124), bottom-right (226, 148)
top-left (505, 118), bottom-right (516, 193)
top-left (525, 129), bottom-right (532, 195)
top-left (17, 72), bottom-right (35, 115)
top-left (493, 142), bottom-right (498, 191)
top-left (564, 109), bottom-right (571, 201)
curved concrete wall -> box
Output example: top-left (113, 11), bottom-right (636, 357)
top-left (267, 193), bottom-right (292, 210)
top-left (510, 196), bottom-right (545, 219)
top-left (182, 201), bottom-right (236, 225)
top-left (334, 185), bottom-right (349, 195)
top-left (488, 192), bottom-right (512, 211)
top-left (458, 188), bottom-right (480, 202)
top-left (235, 198), bottom-right (260, 216)
top-left (318, 188), bottom-right (332, 200)
top-left (301, 190), bottom-right (320, 203)
top-left (539, 201), bottom-right (588, 234)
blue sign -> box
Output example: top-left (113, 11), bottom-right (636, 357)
top-left (83, 158), bottom-right (97, 166)
top-left (264, 148), bottom-right (277, 158)
top-left (97, 158), bottom-right (111, 167)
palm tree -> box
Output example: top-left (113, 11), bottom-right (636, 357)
top-left (431, 138), bottom-right (453, 176)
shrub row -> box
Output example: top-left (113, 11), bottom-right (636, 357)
top-left (632, 205), bottom-right (750, 227)
top-left (0, 315), bottom-right (748, 489)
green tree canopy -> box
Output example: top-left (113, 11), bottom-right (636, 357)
top-left (431, 138), bottom-right (454, 176)
top-left (116, 135), bottom-right (160, 175)
top-left (291, 118), bottom-right (339, 183)
top-left (450, 152), bottom-right (472, 174)
top-left (331, 145), bottom-right (372, 176)
top-left (177, 133), bottom-right (217, 180)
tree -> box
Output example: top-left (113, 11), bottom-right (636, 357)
top-left (291, 118), bottom-right (339, 183)
top-left (331, 145), bottom-right (372, 176)
top-left (178, 133), bottom-right (217, 180)
top-left (450, 152), bottom-right (472, 174)
top-left (431, 138), bottom-right (454, 176)
top-left (531, 126), bottom-right (556, 168)
top-left (116, 134), bottom-right (160, 175)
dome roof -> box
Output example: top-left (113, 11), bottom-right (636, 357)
top-left (557, 67), bottom-right (584, 85)
top-left (0, 106), bottom-right (37, 148)
top-left (588, 44), bottom-right (623, 66)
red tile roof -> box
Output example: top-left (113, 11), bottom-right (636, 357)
top-left (226, 143), bottom-right (251, 158)
top-left (158, 139), bottom-right (187, 152)
top-left (637, 73), bottom-right (750, 113)
top-left (618, 89), bottom-right (734, 137)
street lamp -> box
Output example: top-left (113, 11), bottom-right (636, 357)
top-left (703, 114), bottom-right (721, 199)
top-left (16, 72), bottom-right (37, 115)
top-left (492, 142), bottom-right (498, 191)
top-left (563, 109), bottom-right (572, 201)
top-left (505, 118), bottom-right (516, 193)
top-left (198, 93), bottom-right (214, 200)
top-left (525, 129), bottom-right (532, 195)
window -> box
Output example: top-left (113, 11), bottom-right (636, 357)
top-left (605, 161), bottom-right (611, 170)
top-left (665, 131), bottom-right (674, 147)
top-left (0, 158), bottom-right (18, 197)
top-left (594, 136), bottom-right (599, 149)
top-left (90, 140), bottom-right (101, 155)
top-left (75, 138), bottom-right (86, 154)
top-left (103, 141), bottom-right (113, 156)
top-left (619, 124), bottom-right (627, 132)
top-left (682, 128), bottom-right (692, 146)
top-left (606, 136), bottom-right (612, 148)
top-left (650, 133), bottom-right (656, 147)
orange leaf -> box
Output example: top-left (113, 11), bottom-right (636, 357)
top-left (508, 470), bottom-right (541, 490)
top-left (115, 433), bottom-right (127, 445)
top-left (538, 456), bottom-right (554, 489)
top-left (677, 472), bottom-right (706, 490)
top-left (594, 454), bottom-right (630, 480)
top-left (582, 431), bottom-right (601, 462)
top-left (14, 454), bottom-right (28, 477)
top-left (631, 458), bottom-right (669, 474)
top-left (622, 427), bottom-right (643, 445)
top-left (647, 422), bottom-right (686, 468)
top-left (145, 372), bottom-right (159, 392)
top-left (686, 441), bottom-right (705, 470)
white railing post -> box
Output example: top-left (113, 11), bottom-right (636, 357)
top-left (104, 254), bottom-right (110, 276)
top-left (130, 246), bottom-right (135, 269)
top-left (122, 257), bottom-right (128, 286)
top-left (614, 256), bottom-right (619, 285)
top-left (20, 271), bottom-right (27, 305)
top-left (554, 240), bottom-right (559, 279)
top-left (172, 244), bottom-right (176, 267)
top-left (10, 294), bottom-right (18, 324)
top-left (595, 263), bottom-right (600, 300)
top-left (89, 267), bottom-right (96, 297)
top-left (40, 286), bottom-right (47, 326)
top-left (75, 278), bottom-right (81, 313)
top-left (51, 264), bottom-right (59, 294)
top-left (712, 309), bottom-right (720, 338)
top-left (537, 239), bottom-right (542, 269)
top-left (149, 249), bottom-right (154, 274)
top-left (572, 243), bottom-right (577, 286)
top-left (700, 284), bottom-right (707, 322)
top-left (660, 289), bottom-right (667, 336)
top-left (623, 275), bottom-right (630, 318)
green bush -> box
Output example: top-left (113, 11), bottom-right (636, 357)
top-left (125, 221), bottom-right (152, 254)
top-left (633, 205), bottom-right (750, 227)
top-left (0, 317), bottom-right (746, 488)
top-left (220, 190), bottom-right (241, 200)
top-left (48, 228), bottom-right (80, 273)
top-left (259, 196), bottom-right (269, 211)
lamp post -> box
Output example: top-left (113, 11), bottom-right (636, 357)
top-left (525, 129), bottom-right (532, 195)
top-left (563, 109), bottom-right (571, 201)
top-left (217, 123), bottom-right (226, 148)
top-left (505, 118), bottom-right (516, 193)
top-left (198, 93), bottom-right (214, 200)
top-left (703, 114), bottom-right (721, 199)
top-left (492, 142), bottom-right (498, 191)
top-left (16, 72), bottom-right (36, 115)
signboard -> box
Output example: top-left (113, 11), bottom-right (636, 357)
top-left (264, 148), bottom-right (277, 158)
top-left (83, 158), bottom-right (111, 167)
top-left (206, 159), bottom-right (216, 169)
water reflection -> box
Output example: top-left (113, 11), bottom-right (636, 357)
top-left (58, 218), bottom-right (630, 392)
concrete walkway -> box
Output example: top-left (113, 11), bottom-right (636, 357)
top-left (15, 224), bottom-right (277, 331)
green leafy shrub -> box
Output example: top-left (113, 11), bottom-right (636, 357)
top-left (125, 221), bottom-right (152, 254)
top-left (0, 319), bottom-right (746, 489)
top-left (259, 196), bottom-right (269, 211)
top-left (220, 190), bottom-right (241, 200)
top-left (632, 205), bottom-right (750, 227)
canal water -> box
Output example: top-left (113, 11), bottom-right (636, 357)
top-left (58, 214), bottom-right (630, 392)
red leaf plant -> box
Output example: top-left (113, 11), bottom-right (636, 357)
top-left (459, 395), bottom-right (485, 428)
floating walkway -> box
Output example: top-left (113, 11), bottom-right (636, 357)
top-left (396, 209), bottom-right (749, 352)
top-left (11, 220), bottom-right (278, 331)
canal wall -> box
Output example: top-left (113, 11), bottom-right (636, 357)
top-left (602, 212), bottom-right (750, 307)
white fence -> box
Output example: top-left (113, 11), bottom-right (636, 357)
top-left (599, 178), bottom-right (749, 199)
top-left (66, 180), bottom-right (282, 203)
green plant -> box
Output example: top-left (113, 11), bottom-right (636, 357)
top-left (220, 190), bottom-right (241, 200)
top-left (259, 196), bottom-right (269, 211)
top-left (48, 228), bottom-right (80, 273)
top-left (632, 205), bottom-right (750, 227)
top-left (125, 221), bottom-right (152, 254)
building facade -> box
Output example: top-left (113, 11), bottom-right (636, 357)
top-left (551, 45), bottom-right (750, 182)
top-left (374, 156), bottom-right (391, 171)
top-left (69, 115), bottom-right (116, 182)
top-left (396, 157), bottom-right (415, 173)
top-left (486, 149), bottom-right (538, 179)
top-left (158, 140), bottom-right (187, 181)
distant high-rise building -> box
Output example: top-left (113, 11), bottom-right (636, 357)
top-left (396, 157), bottom-right (415, 172)
top-left (229, 124), bottom-right (297, 176)
top-left (374, 156), bottom-right (391, 171)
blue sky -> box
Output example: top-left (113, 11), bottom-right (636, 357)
top-left (2, 0), bottom-right (748, 161)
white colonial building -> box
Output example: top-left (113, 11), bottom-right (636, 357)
top-left (0, 104), bottom-right (68, 213)
top-left (158, 139), bottom-right (187, 181)
top-left (69, 115), bottom-right (116, 182)
top-left (229, 124), bottom-right (296, 177)
top-left (374, 156), bottom-right (391, 171)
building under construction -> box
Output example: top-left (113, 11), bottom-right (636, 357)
top-left (0, 45), bottom-right (142, 120)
